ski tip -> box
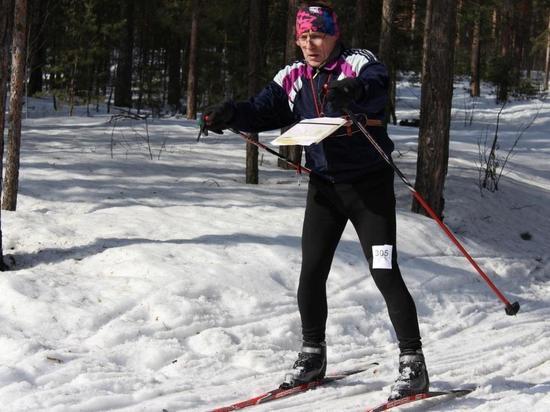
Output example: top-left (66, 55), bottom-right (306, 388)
top-left (366, 388), bottom-right (475, 412)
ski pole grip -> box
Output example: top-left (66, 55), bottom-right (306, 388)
top-left (505, 301), bottom-right (520, 316)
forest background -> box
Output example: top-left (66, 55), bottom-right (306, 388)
top-left (0, 0), bottom-right (550, 265)
top-left (3, 0), bottom-right (548, 114)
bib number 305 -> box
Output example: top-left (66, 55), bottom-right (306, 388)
top-left (372, 244), bottom-right (393, 269)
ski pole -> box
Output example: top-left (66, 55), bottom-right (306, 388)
top-left (228, 128), bottom-right (311, 175)
top-left (344, 109), bottom-right (520, 316)
top-left (199, 116), bottom-right (309, 174)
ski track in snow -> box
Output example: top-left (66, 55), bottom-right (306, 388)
top-left (1, 84), bottom-right (549, 411)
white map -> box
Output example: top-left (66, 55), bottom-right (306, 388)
top-left (271, 117), bottom-right (348, 146)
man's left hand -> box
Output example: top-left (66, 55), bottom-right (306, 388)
top-left (326, 78), bottom-right (365, 110)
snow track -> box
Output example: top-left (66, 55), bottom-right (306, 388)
top-left (1, 90), bottom-right (549, 411)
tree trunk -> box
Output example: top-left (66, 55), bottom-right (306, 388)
top-left (279, 0), bottom-right (302, 170)
top-left (186, 0), bottom-right (199, 119)
top-left (136, 36), bottom-right (146, 114)
top-left (496, 1), bottom-right (514, 103)
top-left (3, 0), bottom-right (27, 211)
top-left (408, 0), bottom-right (418, 64)
top-left (455, 0), bottom-right (463, 51)
top-left (526, 1), bottom-right (538, 78)
top-left (379, 0), bottom-right (397, 125)
top-left (246, 0), bottom-right (267, 184)
top-left (491, 7), bottom-right (499, 43)
top-left (0, 0), bottom-right (14, 269)
top-left (284, 0), bottom-right (297, 64)
top-left (412, 0), bottom-right (457, 219)
top-left (470, 0), bottom-right (481, 97)
top-left (68, 58), bottom-right (77, 117)
top-left (410, 0), bottom-right (417, 34)
top-left (167, 34), bottom-right (182, 113)
top-left (420, 0), bottom-right (432, 78)
top-left (352, 0), bottom-right (368, 48)
top-left (27, 0), bottom-right (46, 96)
top-left (516, 0), bottom-right (532, 75)
top-left (145, 48), bottom-right (155, 111)
top-left (114, 0), bottom-right (134, 108)
top-left (1, 0), bottom-right (14, 134)
top-left (544, 14), bottom-right (550, 91)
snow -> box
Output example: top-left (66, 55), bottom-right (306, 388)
top-left (1, 83), bottom-right (549, 412)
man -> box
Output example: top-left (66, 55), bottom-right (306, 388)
top-left (200, 1), bottom-right (429, 401)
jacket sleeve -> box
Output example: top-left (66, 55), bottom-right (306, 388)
top-left (350, 61), bottom-right (388, 119)
top-left (227, 81), bottom-right (296, 133)
top-left (333, 49), bottom-right (389, 116)
top-left (352, 61), bottom-right (389, 117)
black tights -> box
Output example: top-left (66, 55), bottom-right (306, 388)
top-left (298, 169), bottom-right (422, 351)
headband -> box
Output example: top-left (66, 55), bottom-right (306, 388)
top-left (296, 6), bottom-right (340, 38)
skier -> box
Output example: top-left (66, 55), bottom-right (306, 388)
top-left (200, 1), bottom-right (428, 401)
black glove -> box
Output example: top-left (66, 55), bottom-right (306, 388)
top-left (325, 78), bottom-right (365, 111)
top-left (200, 101), bottom-right (235, 135)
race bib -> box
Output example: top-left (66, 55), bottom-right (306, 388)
top-left (372, 245), bottom-right (393, 269)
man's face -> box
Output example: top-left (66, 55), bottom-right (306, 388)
top-left (296, 31), bottom-right (338, 68)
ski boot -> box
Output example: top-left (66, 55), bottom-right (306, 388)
top-left (388, 349), bottom-right (429, 400)
top-left (280, 342), bottom-right (327, 389)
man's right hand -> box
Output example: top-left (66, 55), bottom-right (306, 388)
top-left (200, 102), bottom-right (235, 135)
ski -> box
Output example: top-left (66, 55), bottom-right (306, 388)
top-left (211, 363), bottom-right (379, 412)
top-left (365, 388), bottom-right (475, 412)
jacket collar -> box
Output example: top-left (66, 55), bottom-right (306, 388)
top-left (306, 42), bottom-right (343, 79)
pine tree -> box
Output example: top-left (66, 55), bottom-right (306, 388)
top-left (544, 12), bottom-right (550, 90)
top-left (279, 0), bottom-right (302, 170)
top-left (114, 0), bottom-right (134, 108)
top-left (0, 0), bottom-right (14, 134)
top-left (3, 0), bottom-right (27, 211)
top-left (186, 0), bottom-right (199, 119)
top-left (0, 0), bottom-right (14, 270)
top-left (352, 0), bottom-right (368, 48)
top-left (470, 0), bottom-right (481, 97)
top-left (245, 0), bottom-right (265, 184)
top-left (412, 0), bottom-right (457, 219)
top-left (379, 0), bottom-right (397, 125)
top-left (27, 0), bottom-right (47, 96)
